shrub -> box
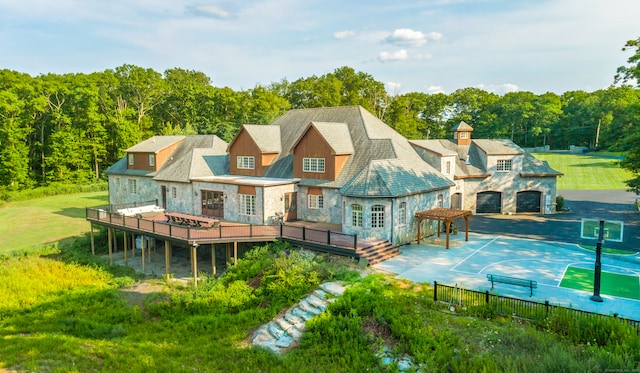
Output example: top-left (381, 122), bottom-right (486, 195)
top-left (556, 195), bottom-right (565, 211)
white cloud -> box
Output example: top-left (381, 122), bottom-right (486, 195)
top-left (378, 49), bottom-right (409, 62)
top-left (475, 83), bottom-right (520, 95)
top-left (385, 28), bottom-right (442, 47)
top-left (189, 5), bottom-right (233, 19)
top-left (333, 30), bottom-right (356, 39)
top-left (385, 81), bottom-right (402, 94)
top-left (426, 85), bottom-right (445, 94)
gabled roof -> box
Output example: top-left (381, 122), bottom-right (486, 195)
top-left (520, 153), bottom-right (563, 177)
top-left (473, 139), bottom-right (523, 155)
top-left (410, 139), bottom-right (458, 156)
top-left (451, 121), bottom-right (474, 132)
top-left (289, 121), bottom-right (354, 155)
top-left (264, 106), bottom-right (452, 193)
top-left (154, 135), bottom-right (228, 182)
top-left (227, 125), bottom-right (281, 153)
top-left (125, 136), bottom-right (185, 153)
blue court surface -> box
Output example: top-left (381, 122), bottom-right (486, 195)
top-left (373, 232), bottom-right (640, 319)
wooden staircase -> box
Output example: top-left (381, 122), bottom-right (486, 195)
top-left (356, 239), bottom-right (400, 265)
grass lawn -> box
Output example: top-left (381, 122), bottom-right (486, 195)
top-left (0, 191), bottom-right (108, 254)
top-left (559, 266), bottom-right (640, 300)
top-left (533, 153), bottom-right (634, 190)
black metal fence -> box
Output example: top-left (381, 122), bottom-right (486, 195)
top-left (433, 281), bottom-right (640, 332)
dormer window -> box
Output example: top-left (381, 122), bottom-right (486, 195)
top-left (303, 157), bottom-right (325, 173)
top-left (149, 154), bottom-right (155, 167)
top-left (497, 159), bottom-right (513, 172)
top-left (128, 154), bottom-right (134, 166)
top-left (237, 156), bottom-right (255, 170)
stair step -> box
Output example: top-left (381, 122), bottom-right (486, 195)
top-left (283, 312), bottom-right (304, 325)
top-left (268, 322), bottom-right (285, 339)
top-left (298, 299), bottom-right (322, 315)
top-left (275, 317), bottom-right (293, 331)
top-left (292, 307), bottom-right (313, 320)
top-left (306, 294), bottom-right (327, 310)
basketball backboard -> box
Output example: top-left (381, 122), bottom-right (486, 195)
top-left (580, 219), bottom-right (624, 242)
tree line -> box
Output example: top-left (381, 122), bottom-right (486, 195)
top-left (1, 60), bottom-right (638, 191)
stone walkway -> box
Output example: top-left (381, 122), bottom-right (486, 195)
top-left (251, 282), bottom-right (347, 354)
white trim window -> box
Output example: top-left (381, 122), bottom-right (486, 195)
top-left (128, 179), bottom-right (137, 194)
top-left (437, 194), bottom-right (444, 208)
top-left (351, 204), bottom-right (363, 227)
top-left (371, 205), bottom-right (384, 228)
top-left (149, 154), bottom-right (155, 167)
top-left (303, 157), bottom-right (325, 173)
top-left (238, 194), bottom-right (256, 216)
top-left (128, 153), bottom-right (134, 166)
top-left (172, 187), bottom-right (177, 199)
top-left (237, 156), bottom-right (255, 170)
top-left (398, 202), bottom-right (407, 225)
top-left (497, 159), bottom-right (513, 172)
top-left (308, 195), bottom-right (324, 209)
top-left (459, 132), bottom-right (469, 139)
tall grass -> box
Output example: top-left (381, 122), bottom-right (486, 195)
top-left (1, 241), bottom-right (638, 372)
top-left (0, 182), bottom-right (107, 207)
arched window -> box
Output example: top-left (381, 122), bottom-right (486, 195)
top-left (371, 205), bottom-right (384, 228)
top-left (351, 204), bottom-right (363, 227)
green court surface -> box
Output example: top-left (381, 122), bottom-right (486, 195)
top-left (560, 266), bottom-right (640, 300)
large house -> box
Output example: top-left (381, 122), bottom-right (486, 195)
top-left (106, 106), bottom-right (561, 246)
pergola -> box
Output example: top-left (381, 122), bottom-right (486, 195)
top-left (415, 208), bottom-right (472, 249)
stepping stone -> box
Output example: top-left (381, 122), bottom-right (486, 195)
top-left (320, 282), bottom-right (346, 296)
top-left (286, 326), bottom-right (303, 339)
top-left (251, 325), bottom-right (273, 344)
top-left (268, 323), bottom-right (285, 339)
top-left (312, 289), bottom-right (328, 299)
top-left (298, 299), bottom-right (322, 315)
top-left (292, 307), bottom-right (313, 320)
top-left (283, 312), bottom-right (304, 325)
top-left (275, 317), bottom-right (293, 331)
top-left (305, 294), bottom-right (327, 310)
top-left (275, 335), bottom-right (295, 348)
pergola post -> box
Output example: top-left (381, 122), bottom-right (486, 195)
top-left (445, 219), bottom-right (451, 249)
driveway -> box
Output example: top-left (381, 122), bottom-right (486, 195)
top-left (468, 190), bottom-right (639, 251)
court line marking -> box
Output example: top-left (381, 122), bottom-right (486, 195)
top-left (450, 236), bottom-right (500, 272)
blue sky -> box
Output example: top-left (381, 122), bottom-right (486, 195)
top-left (0, 0), bottom-right (637, 95)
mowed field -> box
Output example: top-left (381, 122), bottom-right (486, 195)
top-left (533, 153), bottom-right (633, 190)
top-left (0, 191), bottom-right (108, 254)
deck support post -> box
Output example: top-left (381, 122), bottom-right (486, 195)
top-left (90, 223), bottom-right (95, 255)
top-left (211, 244), bottom-right (216, 275)
top-left (141, 235), bottom-right (146, 273)
top-left (165, 241), bottom-right (171, 275)
top-left (191, 243), bottom-right (199, 288)
top-left (124, 231), bottom-right (128, 266)
top-left (107, 227), bottom-right (113, 264)
top-left (113, 228), bottom-right (118, 253)
top-left (233, 242), bottom-right (238, 265)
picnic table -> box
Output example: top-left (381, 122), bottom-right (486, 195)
top-left (165, 212), bottom-right (219, 228)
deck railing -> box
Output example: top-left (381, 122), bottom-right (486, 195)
top-left (433, 281), bottom-right (640, 333)
top-left (86, 207), bottom-right (358, 252)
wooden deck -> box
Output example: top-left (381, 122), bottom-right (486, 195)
top-left (86, 208), bottom-right (400, 280)
top-left (87, 208), bottom-right (359, 250)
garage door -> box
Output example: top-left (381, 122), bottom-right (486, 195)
top-left (516, 191), bottom-right (541, 213)
top-left (476, 191), bottom-right (501, 213)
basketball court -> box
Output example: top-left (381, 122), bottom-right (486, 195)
top-left (373, 232), bottom-right (640, 319)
